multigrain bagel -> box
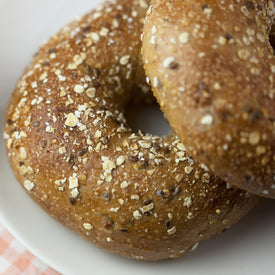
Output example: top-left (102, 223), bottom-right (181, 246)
top-left (4, 0), bottom-right (259, 261)
top-left (142, 0), bottom-right (275, 198)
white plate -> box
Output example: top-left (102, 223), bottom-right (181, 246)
top-left (0, 1), bottom-right (275, 274)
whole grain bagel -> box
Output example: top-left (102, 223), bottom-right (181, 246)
top-left (142, 0), bottom-right (275, 198)
top-left (4, 0), bottom-right (259, 261)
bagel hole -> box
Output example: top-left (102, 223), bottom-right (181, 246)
top-left (125, 100), bottom-right (171, 136)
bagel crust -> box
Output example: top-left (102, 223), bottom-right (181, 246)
top-left (142, 0), bottom-right (275, 198)
top-left (4, 0), bottom-right (259, 261)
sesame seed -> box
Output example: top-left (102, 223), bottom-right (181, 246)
top-left (90, 32), bottom-right (100, 43)
top-left (65, 113), bottom-right (79, 127)
top-left (163, 57), bottom-right (175, 68)
top-left (45, 125), bottom-right (54, 133)
top-left (68, 53), bottom-right (87, 70)
top-left (116, 156), bottom-right (126, 166)
top-left (100, 27), bottom-right (109, 36)
top-left (102, 156), bottom-right (116, 173)
top-left (201, 173), bottom-right (210, 183)
top-left (70, 188), bottom-right (79, 198)
top-left (120, 181), bottom-right (129, 188)
top-left (140, 202), bottom-right (154, 214)
top-left (202, 6), bottom-right (213, 15)
top-left (200, 114), bottom-right (213, 125)
top-left (213, 82), bottom-right (222, 90)
top-left (216, 209), bottom-right (221, 214)
top-left (112, 18), bottom-right (120, 28)
top-left (226, 183), bottom-right (232, 189)
top-left (183, 197), bottom-right (192, 208)
top-left (177, 143), bottom-right (186, 151)
top-left (139, 0), bottom-right (149, 9)
top-left (251, 67), bottom-right (260, 75)
top-left (150, 36), bottom-right (156, 44)
top-left (187, 212), bottom-right (193, 219)
top-left (167, 226), bottom-right (176, 235)
top-left (190, 242), bottom-right (199, 252)
top-left (86, 87), bottom-right (96, 98)
top-left (138, 140), bottom-right (151, 148)
top-left (249, 131), bottom-right (260, 145)
top-left (218, 36), bottom-right (227, 45)
top-left (133, 210), bottom-right (142, 220)
top-left (83, 223), bottom-right (93, 230)
top-left (153, 77), bottom-right (160, 87)
top-left (132, 10), bottom-right (138, 17)
top-left (175, 174), bottom-right (184, 182)
top-left (120, 55), bottom-right (131, 65)
top-left (151, 25), bottom-right (157, 34)
top-left (49, 53), bottom-right (56, 59)
top-left (256, 146), bottom-right (266, 155)
top-left (184, 166), bottom-right (193, 175)
top-left (199, 52), bottom-right (206, 58)
top-left (118, 198), bottom-right (125, 205)
top-left (110, 207), bottom-right (120, 212)
top-left (94, 130), bottom-right (102, 139)
top-left (131, 194), bottom-right (139, 200)
top-left (59, 147), bottom-right (67, 154)
top-left (69, 175), bottom-right (79, 189)
top-left (24, 180), bottom-right (35, 191)
top-left (179, 32), bottom-right (190, 44)
top-left (237, 49), bottom-right (250, 60)
top-left (256, 33), bottom-right (265, 43)
top-left (74, 85), bottom-right (85, 94)
top-left (19, 147), bottom-right (27, 159)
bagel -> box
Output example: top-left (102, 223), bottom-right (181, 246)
top-left (142, 0), bottom-right (275, 198)
top-left (4, 0), bottom-right (259, 261)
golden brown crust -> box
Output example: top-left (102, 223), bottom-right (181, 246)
top-left (5, 0), bottom-right (259, 261)
top-left (142, 0), bottom-right (275, 199)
